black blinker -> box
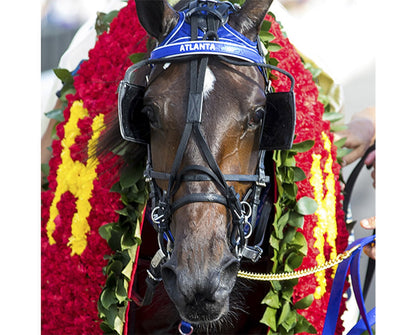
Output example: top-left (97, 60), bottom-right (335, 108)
top-left (259, 90), bottom-right (296, 151)
top-left (118, 82), bottom-right (149, 144)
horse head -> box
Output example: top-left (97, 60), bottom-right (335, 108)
top-left (130, 0), bottom-right (275, 326)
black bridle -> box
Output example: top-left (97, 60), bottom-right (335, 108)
top-left (145, 1), bottom-right (271, 263)
top-left (118, 0), bottom-right (296, 305)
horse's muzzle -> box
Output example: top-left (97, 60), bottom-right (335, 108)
top-left (161, 255), bottom-right (240, 323)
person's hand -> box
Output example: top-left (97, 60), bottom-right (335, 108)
top-left (335, 117), bottom-right (375, 166)
top-left (360, 216), bottom-right (376, 259)
top-left (334, 107), bottom-right (375, 166)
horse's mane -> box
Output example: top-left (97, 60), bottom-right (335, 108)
top-left (95, 112), bottom-right (147, 169)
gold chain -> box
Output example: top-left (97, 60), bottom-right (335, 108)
top-left (237, 245), bottom-right (360, 281)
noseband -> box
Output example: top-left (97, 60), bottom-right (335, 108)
top-left (118, 0), bottom-right (296, 303)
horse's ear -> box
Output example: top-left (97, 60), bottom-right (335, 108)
top-left (229, 0), bottom-right (274, 41)
top-left (134, 0), bottom-right (178, 41)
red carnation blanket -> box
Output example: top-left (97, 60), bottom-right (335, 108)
top-left (41, 1), bottom-right (348, 334)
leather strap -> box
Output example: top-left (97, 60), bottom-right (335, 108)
top-left (150, 169), bottom-right (265, 182)
top-left (171, 193), bottom-right (228, 213)
top-left (343, 143), bottom-right (375, 224)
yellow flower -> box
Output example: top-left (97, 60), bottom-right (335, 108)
top-left (309, 132), bottom-right (337, 299)
top-left (46, 101), bottom-right (105, 256)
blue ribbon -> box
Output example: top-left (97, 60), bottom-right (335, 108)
top-left (323, 235), bottom-right (376, 335)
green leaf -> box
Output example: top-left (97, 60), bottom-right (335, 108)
top-left (117, 304), bottom-right (128, 323)
top-left (99, 321), bottom-right (114, 333)
top-left (283, 155), bottom-right (296, 167)
top-left (282, 226), bottom-right (296, 244)
top-left (267, 11), bottom-right (276, 20)
top-left (284, 168), bottom-right (294, 183)
top-left (288, 211), bottom-right (304, 228)
top-left (260, 306), bottom-right (278, 332)
top-left (59, 85), bottom-right (76, 100)
top-left (121, 260), bottom-right (133, 280)
top-left (41, 163), bottom-right (50, 177)
top-left (129, 52), bottom-right (146, 64)
top-left (99, 223), bottom-right (114, 242)
top-left (108, 228), bottom-right (123, 251)
top-left (281, 280), bottom-right (297, 300)
top-left (293, 313), bottom-right (317, 334)
top-left (337, 147), bottom-right (352, 159)
top-left (110, 182), bottom-right (122, 193)
top-left (53, 68), bottom-right (74, 84)
top-left (323, 111), bottom-right (344, 123)
top-left (115, 207), bottom-right (129, 217)
top-left (104, 10), bottom-right (119, 23)
top-left (293, 167), bottom-right (306, 182)
top-left (291, 231), bottom-right (308, 256)
top-left (290, 140), bottom-right (315, 153)
top-left (293, 294), bottom-right (314, 310)
top-left (295, 197), bottom-right (318, 215)
top-left (106, 260), bottom-right (124, 275)
top-left (100, 288), bottom-right (117, 310)
top-left (281, 309), bottom-right (297, 332)
top-left (273, 150), bottom-right (281, 167)
top-left (115, 278), bottom-right (128, 303)
top-left (261, 289), bottom-right (281, 309)
top-left (268, 57), bottom-right (279, 67)
top-left (334, 136), bottom-right (347, 149)
top-left (127, 244), bottom-right (138, 261)
top-left (259, 31), bottom-right (275, 42)
top-left (284, 253), bottom-right (303, 271)
top-left (45, 108), bottom-right (65, 122)
top-left (304, 62), bottom-right (322, 80)
top-left (114, 315), bottom-right (124, 335)
top-left (271, 280), bottom-right (281, 292)
top-left (277, 301), bottom-right (291, 325)
top-left (330, 123), bottom-right (348, 132)
top-left (267, 42), bottom-right (282, 52)
top-left (282, 182), bottom-right (297, 200)
top-left (120, 233), bottom-right (136, 250)
top-left (261, 20), bottom-right (272, 32)
top-left (95, 10), bottom-right (119, 36)
top-left (120, 163), bottom-right (143, 189)
top-left (269, 233), bottom-right (280, 250)
top-left (134, 218), bottom-right (143, 241)
top-left (276, 211), bottom-right (289, 231)
top-left (103, 304), bottom-right (122, 333)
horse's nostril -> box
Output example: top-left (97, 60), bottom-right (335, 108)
top-left (220, 257), bottom-right (240, 282)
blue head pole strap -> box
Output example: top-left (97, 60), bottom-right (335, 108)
top-left (322, 235), bottom-right (376, 335)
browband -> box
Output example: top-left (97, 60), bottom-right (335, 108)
top-left (150, 11), bottom-right (265, 64)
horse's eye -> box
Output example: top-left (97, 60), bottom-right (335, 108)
top-left (142, 105), bottom-right (158, 126)
top-left (247, 107), bottom-right (265, 128)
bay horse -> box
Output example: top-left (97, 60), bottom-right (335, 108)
top-left (101, 0), bottom-right (296, 333)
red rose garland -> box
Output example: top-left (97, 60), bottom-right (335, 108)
top-left (41, 1), bottom-right (349, 334)
top-left (266, 15), bottom-right (349, 334)
top-left (41, 1), bottom-right (147, 334)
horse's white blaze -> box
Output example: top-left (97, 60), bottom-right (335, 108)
top-left (203, 66), bottom-right (216, 98)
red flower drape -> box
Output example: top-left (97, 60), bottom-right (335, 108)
top-left (41, 2), bottom-right (348, 334)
